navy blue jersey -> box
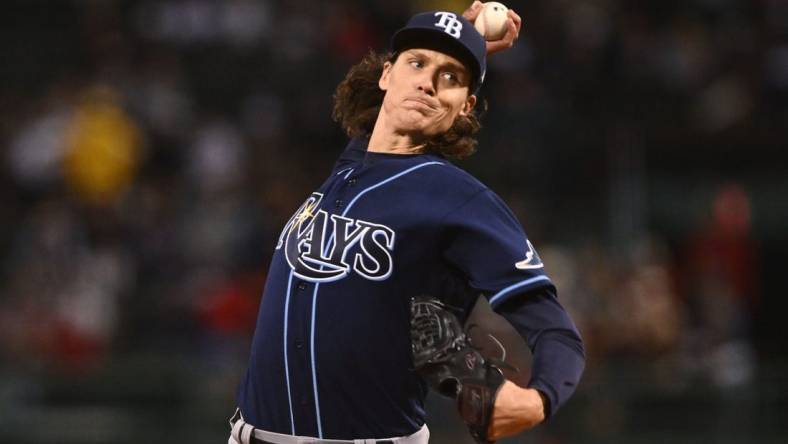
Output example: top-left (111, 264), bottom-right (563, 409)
top-left (237, 137), bottom-right (554, 440)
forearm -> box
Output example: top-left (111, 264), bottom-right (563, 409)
top-left (526, 328), bottom-right (585, 417)
top-left (496, 287), bottom-right (585, 418)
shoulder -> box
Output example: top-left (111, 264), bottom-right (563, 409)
top-left (375, 155), bottom-right (494, 220)
top-left (428, 163), bottom-right (520, 225)
top-left (415, 155), bottom-right (491, 198)
top-left (426, 159), bottom-right (517, 218)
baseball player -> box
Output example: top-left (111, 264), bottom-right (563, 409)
top-left (229, 3), bottom-right (585, 443)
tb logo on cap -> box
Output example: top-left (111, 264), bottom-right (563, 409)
top-left (434, 11), bottom-right (463, 38)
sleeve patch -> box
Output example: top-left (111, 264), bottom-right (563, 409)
top-left (514, 239), bottom-right (544, 270)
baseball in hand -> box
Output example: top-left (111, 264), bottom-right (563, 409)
top-left (474, 2), bottom-right (509, 41)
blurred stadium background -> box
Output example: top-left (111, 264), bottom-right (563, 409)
top-left (1, 0), bottom-right (787, 442)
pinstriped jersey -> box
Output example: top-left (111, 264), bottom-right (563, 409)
top-left (236, 137), bottom-right (553, 440)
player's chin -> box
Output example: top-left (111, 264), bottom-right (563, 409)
top-left (401, 113), bottom-right (452, 136)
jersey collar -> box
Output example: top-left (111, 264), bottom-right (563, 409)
top-left (338, 137), bottom-right (369, 163)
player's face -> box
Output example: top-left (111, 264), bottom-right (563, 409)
top-left (378, 48), bottom-right (476, 137)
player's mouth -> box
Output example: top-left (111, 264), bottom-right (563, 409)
top-left (403, 97), bottom-right (439, 112)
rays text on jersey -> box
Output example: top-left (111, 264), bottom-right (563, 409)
top-left (277, 193), bottom-right (396, 283)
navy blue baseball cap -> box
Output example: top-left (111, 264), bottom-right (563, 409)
top-left (391, 11), bottom-right (487, 93)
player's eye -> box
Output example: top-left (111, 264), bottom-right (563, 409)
top-left (441, 71), bottom-right (459, 84)
top-left (409, 59), bottom-right (424, 69)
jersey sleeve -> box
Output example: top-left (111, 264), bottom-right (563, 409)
top-left (442, 189), bottom-right (555, 308)
top-left (497, 287), bottom-right (585, 418)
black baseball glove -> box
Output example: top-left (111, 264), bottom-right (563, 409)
top-left (410, 296), bottom-right (508, 444)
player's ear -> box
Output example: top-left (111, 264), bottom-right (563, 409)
top-left (379, 61), bottom-right (393, 91)
top-left (459, 94), bottom-right (477, 117)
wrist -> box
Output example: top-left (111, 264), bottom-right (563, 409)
top-left (524, 387), bottom-right (546, 424)
top-left (488, 382), bottom-right (545, 441)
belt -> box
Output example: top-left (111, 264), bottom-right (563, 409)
top-left (229, 409), bottom-right (395, 444)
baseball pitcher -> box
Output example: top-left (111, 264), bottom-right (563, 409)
top-left (229, 3), bottom-right (585, 443)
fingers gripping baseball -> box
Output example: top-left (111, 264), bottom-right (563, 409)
top-left (462, 1), bottom-right (522, 55)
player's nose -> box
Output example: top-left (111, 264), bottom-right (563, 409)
top-left (414, 70), bottom-right (436, 96)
